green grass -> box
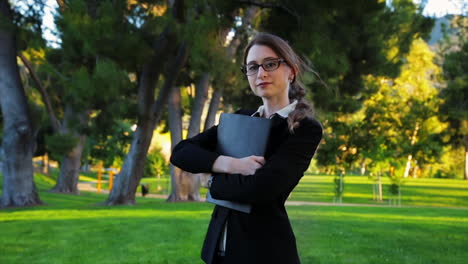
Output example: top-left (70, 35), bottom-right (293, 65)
top-left (290, 175), bottom-right (468, 207)
top-left (1, 173), bottom-right (467, 263)
top-left (105, 174), bottom-right (468, 208)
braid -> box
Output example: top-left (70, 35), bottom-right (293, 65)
top-left (287, 81), bottom-right (314, 133)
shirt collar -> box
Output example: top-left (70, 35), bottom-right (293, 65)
top-left (252, 100), bottom-right (298, 119)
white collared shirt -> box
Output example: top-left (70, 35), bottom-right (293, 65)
top-left (252, 100), bottom-right (298, 119)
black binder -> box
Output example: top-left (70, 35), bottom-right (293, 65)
top-left (206, 113), bottom-right (272, 213)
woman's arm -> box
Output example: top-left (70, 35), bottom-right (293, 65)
top-left (212, 155), bottom-right (265, 175)
top-left (209, 118), bottom-right (323, 205)
top-left (170, 124), bottom-right (266, 174)
top-left (170, 125), bottom-right (220, 173)
top-left (171, 109), bottom-right (260, 174)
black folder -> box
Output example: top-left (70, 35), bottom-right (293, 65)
top-left (206, 113), bottom-right (272, 213)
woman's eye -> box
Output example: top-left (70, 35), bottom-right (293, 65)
top-left (248, 65), bottom-right (259, 71)
top-left (264, 62), bottom-right (277, 69)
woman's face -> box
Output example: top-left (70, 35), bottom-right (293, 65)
top-left (245, 45), bottom-right (294, 101)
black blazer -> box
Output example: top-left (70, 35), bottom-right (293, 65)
top-left (170, 109), bottom-right (323, 264)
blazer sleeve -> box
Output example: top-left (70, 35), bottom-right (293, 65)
top-left (209, 117), bottom-right (323, 205)
top-left (170, 125), bottom-right (220, 173)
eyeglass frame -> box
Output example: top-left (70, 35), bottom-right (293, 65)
top-left (241, 58), bottom-right (287, 76)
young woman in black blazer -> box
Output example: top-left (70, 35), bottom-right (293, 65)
top-left (170, 32), bottom-right (323, 264)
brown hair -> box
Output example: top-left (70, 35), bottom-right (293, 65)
top-left (243, 32), bottom-right (315, 133)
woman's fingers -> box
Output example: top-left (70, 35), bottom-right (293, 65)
top-left (251, 156), bottom-right (266, 166)
top-left (239, 156), bottom-right (265, 175)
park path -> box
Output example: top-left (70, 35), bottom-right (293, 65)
top-left (77, 181), bottom-right (468, 209)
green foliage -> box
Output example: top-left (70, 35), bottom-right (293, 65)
top-left (143, 147), bottom-right (169, 178)
top-left (439, 17), bottom-right (468, 152)
top-left (361, 39), bottom-right (444, 176)
top-left (67, 58), bottom-right (132, 111)
top-left (430, 146), bottom-right (466, 179)
top-left (45, 133), bottom-right (79, 161)
top-left (87, 120), bottom-right (133, 167)
top-left (258, 0), bottom-right (433, 113)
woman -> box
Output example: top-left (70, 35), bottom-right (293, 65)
top-left (170, 32), bottom-right (322, 264)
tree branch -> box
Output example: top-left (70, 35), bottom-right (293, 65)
top-left (19, 53), bottom-right (61, 132)
top-left (56, 0), bottom-right (66, 12)
top-left (237, 0), bottom-right (299, 20)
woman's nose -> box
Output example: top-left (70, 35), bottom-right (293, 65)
top-left (256, 66), bottom-right (267, 78)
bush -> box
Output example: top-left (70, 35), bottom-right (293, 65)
top-left (144, 147), bottom-right (169, 178)
top-left (433, 169), bottom-right (457, 179)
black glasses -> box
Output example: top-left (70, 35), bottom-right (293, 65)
top-left (241, 58), bottom-right (286, 76)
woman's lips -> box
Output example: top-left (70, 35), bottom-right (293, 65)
top-left (257, 82), bottom-right (272, 88)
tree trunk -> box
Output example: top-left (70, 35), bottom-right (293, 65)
top-left (360, 159), bottom-right (366, 175)
top-left (465, 145), bottom-right (468, 180)
top-left (51, 135), bottom-right (86, 194)
top-left (403, 154), bottom-right (413, 178)
top-left (19, 54), bottom-right (61, 131)
top-left (0, 0), bottom-right (42, 207)
top-left (167, 86), bottom-right (184, 201)
top-left (182, 73), bottom-right (211, 201)
top-left (204, 87), bottom-right (223, 131)
top-left (105, 118), bottom-right (156, 205)
top-left (188, 73), bottom-right (210, 137)
top-left (104, 41), bottom-right (188, 205)
top-left (50, 106), bottom-right (88, 194)
top-left (404, 122), bottom-right (419, 178)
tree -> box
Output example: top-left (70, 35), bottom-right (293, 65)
top-left (0, 0), bottom-right (42, 207)
top-left (23, 0), bottom-right (135, 194)
top-left (166, 1), bottom-right (240, 201)
top-left (360, 38), bottom-right (445, 179)
top-left (438, 15), bottom-right (468, 180)
top-left (105, 0), bottom-right (188, 205)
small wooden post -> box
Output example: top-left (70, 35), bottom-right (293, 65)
top-left (109, 168), bottom-right (114, 191)
top-left (97, 166), bottom-right (102, 193)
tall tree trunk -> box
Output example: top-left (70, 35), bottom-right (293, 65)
top-left (181, 73), bottom-right (210, 201)
top-left (188, 73), bottom-right (210, 137)
top-left (167, 87), bottom-right (185, 201)
top-left (204, 87), bottom-right (223, 131)
top-left (105, 41), bottom-right (188, 205)
top-left (105, 116), bottom-right (156, 205)
top-left (0, 0), bottom-right (42, 207)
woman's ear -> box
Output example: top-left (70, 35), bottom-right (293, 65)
top-left (290, 65), bottom-right (299, 82)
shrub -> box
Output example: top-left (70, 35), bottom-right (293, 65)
top-left (144, 147), bottom-right (169, 178)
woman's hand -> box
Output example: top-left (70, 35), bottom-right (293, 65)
top-left (232, 156), bottom-right (265, 175)
top-left (212, 155), bottom-right (265, 175)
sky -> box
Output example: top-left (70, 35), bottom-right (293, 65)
top-left (412, 0), bottom-right (466, 17)
top-left (40, 0), bottom-right (466, 48)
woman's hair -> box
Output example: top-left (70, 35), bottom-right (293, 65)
top-left (243, 32), bottom-right (315, 133)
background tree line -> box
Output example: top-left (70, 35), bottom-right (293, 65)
top-left (0, 0), bottom-right (466, 207)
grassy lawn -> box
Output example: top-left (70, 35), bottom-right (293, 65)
top-left (290, 175), bottom-right (468, 207)
top-left (94, 173), bottom-right (468, 208)
top-left (1, 173), bottom-right (468, 263)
